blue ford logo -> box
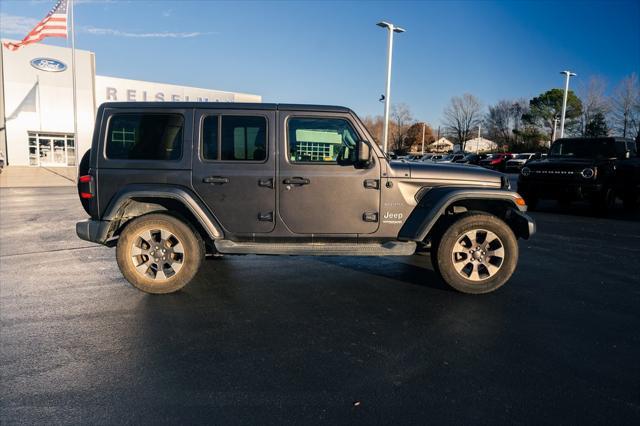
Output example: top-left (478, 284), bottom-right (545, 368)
top-left (30, 57), bottom-right (67, 72)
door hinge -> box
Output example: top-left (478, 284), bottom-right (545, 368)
top-left (362, 211), bottom-right (378, 222)
top-left (364, 179), bottom-right (379, 189)
top-left (258, 211), bottom-right (274, 222)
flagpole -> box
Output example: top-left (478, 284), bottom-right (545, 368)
top-left (70, 0), bottom-right (78, 171)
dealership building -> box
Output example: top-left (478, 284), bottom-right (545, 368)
top-left (0, 42), bottom-right (261, 167)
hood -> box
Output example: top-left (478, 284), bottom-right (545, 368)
top-left (396, 161), bottom-right (503, 186)
top-left (526, 157), bottom-right (599, 170)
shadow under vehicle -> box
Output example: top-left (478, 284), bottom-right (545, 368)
top-left (518, 137), bottom-right (639, 213)
top-left (75, 102), bottom-right (534, 295)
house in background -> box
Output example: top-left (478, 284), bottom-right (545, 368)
top-left (428, 137), bottom-right (454, 153)
top-left (464, 137), bottom-right (498, 153)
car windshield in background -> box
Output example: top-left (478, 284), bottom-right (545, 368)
top-left (549, 139), bottom-right (616, 158)
top-left (515, 154), bottom-right (531, 159)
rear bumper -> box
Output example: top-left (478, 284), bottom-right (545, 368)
top-left (76, 219), bottom-right (112, 245)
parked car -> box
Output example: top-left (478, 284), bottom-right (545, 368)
top-left (480, 153), bottom-right (514, 171)
top-left (435, 153), bottom-right (466, 163)
top-left (455, 153), bottom-right (487, 165)
top-left (505, 153), bottom-right (536, 173)
top-left (76, 102), bottom-right (534, 295)
top-left (518, 137), bottom-right (638, 212)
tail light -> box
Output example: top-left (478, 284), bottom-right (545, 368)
top-left (78, 174), bottom-right (94, 199)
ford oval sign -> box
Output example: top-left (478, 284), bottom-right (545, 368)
top-left (30, 58), bottom-right (67, 72)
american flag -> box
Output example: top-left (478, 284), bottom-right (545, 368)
top-left (3, 0), bottom-right (69, 51)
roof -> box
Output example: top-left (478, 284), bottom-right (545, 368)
top-left (98, 102), bottom-right (352, 113)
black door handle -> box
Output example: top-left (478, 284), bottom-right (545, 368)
top-left (203, 176), bottom-right (229, 184)
top-left (283, 177), bottom-right (310, 185)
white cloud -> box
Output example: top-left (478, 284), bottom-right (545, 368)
top-left (0, 13), bottom-right (39, 35)
top-left (83, 26), bottom-right (213, 38)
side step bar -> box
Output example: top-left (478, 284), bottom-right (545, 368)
top-left (214, 240), bottom-right (417, 256)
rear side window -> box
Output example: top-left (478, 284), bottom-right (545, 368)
top-left (106, 113), bottom-right (183, 160)
top-left (202, 115), bottom-right (267, 161)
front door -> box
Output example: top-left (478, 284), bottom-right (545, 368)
top-left (192, 109), bottom-right (276, 235)
top-left (278, 113), bottom-right (381, 235)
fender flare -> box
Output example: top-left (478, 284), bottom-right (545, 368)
top-left (398, 187), bottom-right (531, 241)
top-left (103, 184), bottom-right (224, 240)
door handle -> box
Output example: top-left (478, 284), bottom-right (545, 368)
top-left (203, 176), bottom-right (229, 184)
top-left (283, 177), bottom-right (310, 185)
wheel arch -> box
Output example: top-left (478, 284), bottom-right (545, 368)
top-left (399, 187), bottom-right (534, 242)
top-left (103, 185), bottom-right (224, 242)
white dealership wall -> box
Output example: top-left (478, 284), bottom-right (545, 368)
top-left (0, 41), bottom-right (261, 166)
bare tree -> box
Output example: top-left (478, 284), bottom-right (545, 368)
top-left (578, 76), bottom-right (610, 136)
top-left (390, 103), bottom-right (414, 152)
top-left (442, 94), bottom-right (483, 151)
top-left (611, 73), bottom-right (640, 138)
top-left (486, 100), bottom-right (513, 144)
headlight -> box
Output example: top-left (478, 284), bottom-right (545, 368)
top-left (581, 168), bottom-right (595, 179)
top-left (521, 167), bottom-right (531, 177)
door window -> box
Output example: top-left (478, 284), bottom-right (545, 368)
top-left (201, 115), bottom-right (267, 162)
top-left (288, 117), bottom-right (359, 164)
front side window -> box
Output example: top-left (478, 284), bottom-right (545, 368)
top-left (202, 115), bottom-right (267, 161)
top-left (106, 113), bottom-right (183, 160)
top-left (288, 117), bottom-right (359, 163)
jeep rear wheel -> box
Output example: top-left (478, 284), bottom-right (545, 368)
top-left (116, 213), bottom-right (204, 294)
top-left (432, 213), bottom-right (518, 294)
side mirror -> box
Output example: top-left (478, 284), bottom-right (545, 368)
top-left (357, 140), bottom-right (371, 166)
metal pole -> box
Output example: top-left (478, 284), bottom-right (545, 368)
top-left (70, 0), bottom-right (78, 170)
top-left (559, 70), bottom-right (576, 139)
top-left (421, 122), bottom-right (426, 155)
top-left (552, 117), bottom-right (558, 142)
top-left (381, 27), bottom-right (394, 154)
top-left (476, 124), bottom-right (481, 154)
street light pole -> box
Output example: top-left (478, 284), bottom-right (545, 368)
top-left (377, 21), bottom-right (405, 154)
top-left (552, 116), bottom-right (559, 142)
top-left (559, 70), bottom-right (576, 139)
top-left (421, 122), bottom-right (426, 155)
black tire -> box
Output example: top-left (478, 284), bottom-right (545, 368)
top-left (431, 213), bottom-right (518, 294)
top-left (116, 213), bottom-right (204, 294)
top-left (521, 193), bottom-right (538, 211)
top-left (592, 187), bottom-right (615, 216)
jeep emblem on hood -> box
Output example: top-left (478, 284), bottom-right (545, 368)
top-left (30, 58), bottom-right (67, 72)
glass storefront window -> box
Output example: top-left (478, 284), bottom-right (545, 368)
top-left (27, 132), bottom-right (76, 166)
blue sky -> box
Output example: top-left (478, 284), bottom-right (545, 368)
top-left (1, 0), bottom-right (639, 127)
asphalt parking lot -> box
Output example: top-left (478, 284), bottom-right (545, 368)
top-left (1, 184), bottom-right (639, 424)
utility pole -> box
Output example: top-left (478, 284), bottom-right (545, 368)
top-left (552, 116), bottom-right (559, 142)
top-left (421, 122), bottom-right (426, 155)
top-left (377, 21), bottom-right (405, 154)
top-left (476, 124), bottom-right (481, 154)
top-left (559, 70), bottom-right (576, 139)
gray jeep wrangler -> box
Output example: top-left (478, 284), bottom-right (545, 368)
top-left (76, 102), bottom-right (535, 294)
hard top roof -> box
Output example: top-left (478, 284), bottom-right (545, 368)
top-left (99, 102), bottom-right (352, 113)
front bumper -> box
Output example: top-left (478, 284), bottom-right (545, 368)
top-left (76, 219), bottom-right (112, 245)
top-left (508, 209), bottom-right (536, 239)
top-left (518, 180), bottom-right (602, 200)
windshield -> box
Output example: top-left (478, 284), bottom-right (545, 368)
top-left (549, 140), bottom-right (616, 158)
top-left (515, 154), bottom-right (531, 159)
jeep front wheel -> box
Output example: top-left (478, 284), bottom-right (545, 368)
top-left (432, 213), bottom-right (518, 294)
top-left (116, 213), bottom-right (204, 294)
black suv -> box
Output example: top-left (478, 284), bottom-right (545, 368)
top-left (518, 137), bottom-right (639, 212)
top-left (76, 102), bottom-right (534, 295)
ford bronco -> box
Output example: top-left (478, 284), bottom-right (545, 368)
top-left (76, 102), bottom-right (535, 294)
top-left (518, 137), bottom-right (639, 212)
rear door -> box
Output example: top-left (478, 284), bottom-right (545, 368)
top-left (192, 109), bottom-right (276, 234)
top-left (277, 112), bottom-right (381, 235)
